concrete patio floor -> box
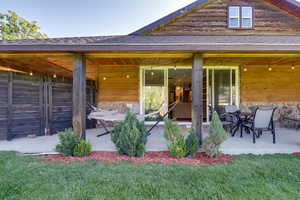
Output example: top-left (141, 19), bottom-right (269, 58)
top-left (0, 127), bottom-right (299, 155)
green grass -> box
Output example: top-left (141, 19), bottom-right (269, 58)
top-left (0, 152), bottom-right (300, 200)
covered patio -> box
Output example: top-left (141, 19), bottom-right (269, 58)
top-left (0, 35), bottom-right (300, 155)
top-left (0, 127), bottom-right (300, 155)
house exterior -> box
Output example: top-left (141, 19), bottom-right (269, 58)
top-left (0, 0), bottom-right (300, 142)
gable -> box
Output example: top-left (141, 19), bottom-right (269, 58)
top-left (139, 0), bottom-right (300, 35)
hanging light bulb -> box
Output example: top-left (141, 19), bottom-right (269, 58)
top-left (103, 77), bottom-right (107, 81)
top-left (53, 74), bottom-right (57, 78)
top-left (291, 65), bottom-right (295, 70)
top-left (151, 71), bottom-right (155, 76)
top-left (243, 68), bottom-right (248, 72)
top-left (126, 74), bottom-right (130, 79)
top-left (268, 66), bottom-right (272, 71)
top-left (29, 71), bottom-right (33, 76)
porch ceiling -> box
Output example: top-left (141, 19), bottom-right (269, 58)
top-left (0, 52), bottom-right (300, 80)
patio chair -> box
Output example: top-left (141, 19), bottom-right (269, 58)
top-left (220, 105), bottom-right (239, 134)
top-left (242, 106), bottom-right (277, 144)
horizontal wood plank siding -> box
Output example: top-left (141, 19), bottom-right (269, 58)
top-left (241, 65), bottom-right (300, 103)
top-left (148, 0), bottom-right (300, 35)
top-left (98, 66), bottom-right (139, 103)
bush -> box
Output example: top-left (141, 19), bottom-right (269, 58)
top-left (203, 111), bottom-right (228, 158)
top-left (164, 118), bottom-right (182, 141)
top-left (168, 134), bottom-right (188, 158)
top-left (111, 112), bottom-right (147, 157)
top-left (185, 129), bottom-right (199, 157)
top-left (55, 128), bottom-right (81, 156)
top-left (164, 119), bottom-right (188, 158)
top-left (73, 140), bottom-right (92, 157)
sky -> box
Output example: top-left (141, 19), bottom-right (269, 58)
top-left (0, 0), bottom-right (195, 38)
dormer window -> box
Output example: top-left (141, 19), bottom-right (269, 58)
top-left (228, 6), bottom-right (253, 29)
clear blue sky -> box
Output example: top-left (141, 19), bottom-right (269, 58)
top-left (0, 0), bottom-right (195, 38)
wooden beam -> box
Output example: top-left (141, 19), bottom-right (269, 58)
top-left (86, 52), bottom-right (193, 58)
top-left (72, 53), bottom-right (86, 139)
top-left (203, 53), bottom-right (300, 58)
top-left (192, 53), bottom-right (203, 145)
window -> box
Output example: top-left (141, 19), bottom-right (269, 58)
top-left (228, 6), bottom-right (253, 28)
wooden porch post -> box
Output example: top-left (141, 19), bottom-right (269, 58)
top-left (192, 53), bottom-right (203, 145)
top-left (72, 53), bottom-right (86, 139)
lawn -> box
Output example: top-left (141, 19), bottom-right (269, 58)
top-left (0, 152), bottom-right (300, 200)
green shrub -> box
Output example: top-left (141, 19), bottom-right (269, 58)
top-left (185, 129), bottom-right (199, 157)
top-left (111, 112), bottom-right (147, 157)
top-left (164, 118), bottom-right (182, 141)
top-left (203, 111), bottom-right (228, 158)
top-left (168, 134), bottom-right (188, 158)
top-left (164, 119), bottom-right (188, 158)
top-left (73, 140), bottom-right (92, 157)
top-left (55, 128), bottom-right (81, 156)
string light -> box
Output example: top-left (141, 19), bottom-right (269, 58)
top-left (268, 65), bottom-right (272, 71)
top-left (53, 74), bottom-right (57, 78)
top-left (243, 68), bottom-right (247, 72)
top-left (103, 77), bottom-right (107, 81)
top-left (29, 72), bottom-right (33, 76)
top-left (151, 71), bottom-right (155, 76)
top-left (291, 65), bottom-right (295, 70)
top-left (126, 74), bottom-right (130, 79)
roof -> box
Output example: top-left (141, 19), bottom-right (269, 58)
top-left (0, 35), bottom-right (300, 52)
top-left (0, 36), bottom-right (117, 45)
top-left (0, 0), bottom-right (300, 52)
top-left (131, 0), bottom-right (300, 35)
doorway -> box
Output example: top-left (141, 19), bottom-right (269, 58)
top-left (140, 66), bottom-right (239, 123)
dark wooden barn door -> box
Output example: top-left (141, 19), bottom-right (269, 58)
top-left (0, 70), bottom-right (96, 140)
top-left (0, 71), bottom-right (9, 140)
top-left (9, 72), bottom-right (44, 139)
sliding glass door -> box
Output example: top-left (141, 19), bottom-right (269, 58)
top-left (207, 68), bottom-right (239, 120)
top-left (141, 67), bottom-right (239, 122)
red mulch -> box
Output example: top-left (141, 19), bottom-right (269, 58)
top-left (292, 152), bottom-right (300, 156)
top-left (45, 151), bottom-right (234, 166)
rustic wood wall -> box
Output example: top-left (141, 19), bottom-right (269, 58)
top-left (98, 65), bottom-right (139, 103)
top-left (147, 0), bottom-right (300, 35)
top-left (240, 65), bottom-right (300, 103)
top-left (0, 70), bottom-right (96, 140)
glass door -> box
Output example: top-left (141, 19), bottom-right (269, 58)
top-left (142, 69), bottom-right (167, 121)
top-left (207, 68), bottom-right (239, 120)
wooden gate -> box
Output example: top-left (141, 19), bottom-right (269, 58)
top-left (0, 70), bottom-right (96, 140)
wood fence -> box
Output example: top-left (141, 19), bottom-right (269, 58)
top-left (0, 70), bottom-right (96, 140)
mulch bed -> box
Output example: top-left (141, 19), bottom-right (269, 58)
top-left (45, 151), bottom-right (234, 166)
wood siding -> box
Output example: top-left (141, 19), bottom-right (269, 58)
top-left (241, 65), bottom-right (300, 103)
top-left (147, 0), bottom-right (300, 35)
top-left (98, 66), bottom-right (139, 103)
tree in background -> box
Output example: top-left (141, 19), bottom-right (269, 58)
top-left (0, 10), bottom-right (47, 40)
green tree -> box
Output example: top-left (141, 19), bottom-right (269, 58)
top-left (0, 10), bottom-right (47, 40)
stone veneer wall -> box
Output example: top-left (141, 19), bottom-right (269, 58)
top-left (97, 102), bottom-right (140, 114)
top-left (240, 102), bottom-right (300, 129)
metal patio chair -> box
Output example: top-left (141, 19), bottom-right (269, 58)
top-left (242, 106), bottom-right (277, 144)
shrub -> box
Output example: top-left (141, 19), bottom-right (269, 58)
top-left (73, 140), bottom-right (92, 157)
top-left (203, 111), bottom-right (228, 158)
top-left (55, 128), bottom-right (81, 156)
top-left (185, 129), bottom-right (199, 157)
top-left (164, 119), bottom-right (188, 158)
top-left (111, 112), bottom-right (147, 157)
top-left (164, 118), bottom-right (182, 141)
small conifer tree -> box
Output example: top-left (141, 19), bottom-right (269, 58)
top-left (203, 111), bottom-right (227, 157)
